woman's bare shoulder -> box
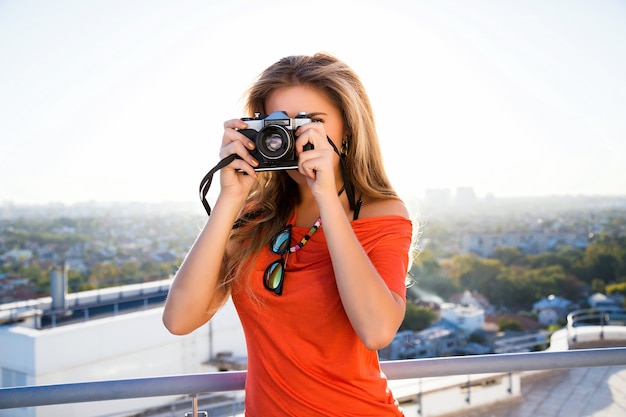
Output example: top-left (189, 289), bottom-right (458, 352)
top-left (358, 197), bottom-right (409, 220)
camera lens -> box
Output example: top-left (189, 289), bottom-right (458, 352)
top-left (265, 133), bottom-right (283, 152)
top-left (256, 126), bottom-right (292, 160)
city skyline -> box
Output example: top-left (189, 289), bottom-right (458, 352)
top-left (1, 0), bottom-right (625, 204)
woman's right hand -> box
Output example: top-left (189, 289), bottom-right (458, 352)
top-left (218, 118), bottom-right (259, 197)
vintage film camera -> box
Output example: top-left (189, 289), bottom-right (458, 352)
top-left (239, 110), bottom-right (314, 171)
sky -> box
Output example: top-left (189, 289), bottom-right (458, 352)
top-left (1, 0), bottom-right (625, 205)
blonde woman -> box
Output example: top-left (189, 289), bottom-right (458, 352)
top-left (163, 53), bottom-right (413, 416)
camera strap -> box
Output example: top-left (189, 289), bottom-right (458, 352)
top-left (199, 154), bottom-right (238, 216)
top-left (198, 136), bottom-right (357, 216)
top-left (326, 138), bottom-right (357, 212)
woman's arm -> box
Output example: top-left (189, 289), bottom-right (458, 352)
top-left (320, 196), bottom-right (409, 350)
top-left (163, 119), bottom-right (258, 335)
top-left (162, 193), bottom-right (244, 335)
top-left (295, 121), bottom-right (409, 350)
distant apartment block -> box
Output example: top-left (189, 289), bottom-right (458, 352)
top-left (462, 231), bottom-right (589, 257)
top-left (423, 187), bottom-right (477, 208)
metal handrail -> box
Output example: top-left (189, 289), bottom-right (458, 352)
top-left (1, 347), bottom-right (625, 410)
top-left (567, 308), bottom-right (626, 343)
top-left (568, 308), bottom-right (626, 327)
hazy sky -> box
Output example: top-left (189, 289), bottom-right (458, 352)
top-left (1, 0), bottom-right (625, 205)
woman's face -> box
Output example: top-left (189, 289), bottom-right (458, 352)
top-left (264, 85), bottom-right (346, 187)
top-left (264, 85), bottom-right (346, 151)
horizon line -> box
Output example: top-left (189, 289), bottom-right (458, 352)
top-left (2, 193), bottom-right (626, 207)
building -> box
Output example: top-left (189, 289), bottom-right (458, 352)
top-left (588, 292), bottom-right (623, 311)
top-left (448, 290), bottom-right (492, 313)
top-left (382, 322), bottom-right (459, 360)
top-left (455, 187), bottom-right (477, 208)
top-left (533, 295), bottom-right (572, 326)
top-left (0, 268), bottom-right (246, 417)
top-left (439, 302), bottom-right (485, 335)
top-left (382, 301), bottom-right (488, 361)
top-left (462, 231), bottom-right (588, 257)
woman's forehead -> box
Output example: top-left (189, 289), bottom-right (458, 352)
top-left (265, 85), bottom-right (338, 117)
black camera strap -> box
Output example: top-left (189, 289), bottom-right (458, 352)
top-left (326, 138), bottom-right (357, 212)
top-left (198, 136), bottom-right (357, 216)
top-left (199, 154), bottom-right (238, 216)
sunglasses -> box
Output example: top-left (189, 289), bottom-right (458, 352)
top-left (263, 225), bottom-right (292, 295)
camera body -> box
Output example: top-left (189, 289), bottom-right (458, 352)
top-left (240, 111), bottom-right (313, 171)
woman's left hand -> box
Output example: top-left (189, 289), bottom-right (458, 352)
top-left (295, 121), bottom-right (340, 199)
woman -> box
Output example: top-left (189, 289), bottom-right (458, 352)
top-left (163, 53), bottom-right (414, 416)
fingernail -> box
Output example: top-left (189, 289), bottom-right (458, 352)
top-left (248, 141), bottom-right (255, 150)
top-left (251, 158), bottom-right (259, 166)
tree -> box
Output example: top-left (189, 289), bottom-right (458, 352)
top-left (119, 261), bottom-right (140, 280)
top-left (591, 278), bottom-right (606, 294)
top-left (605, 282), bottom-right (626, 297)
top-left (498, 317), bottom-right (523, 332)
top-left (446, 254), bottom-right (504, 294)
top-left (19, 263), bottom-right (47, 293)
top-left (67, 269), bottom-right (86, 292)
top-left (562, 274), bottom-right (586, 302)
top-left (532, 265), bottom-right (566, 298)
top-left (413, 249), bottom-right (440, 275)
top-left (409, 250), bottom-right (458, 300)
top-left (584, 234), bottom-right (626, 283)
top-left (88, 263), bottom-right (119, 287)
top-left (400, 303), bottom-right (436, 332)
top-left (529, 247), bottom-right (583, 272)
top-left (493, 269), bottom-right (537, 311)
top-left (492, 247), bottom-right (526, 267)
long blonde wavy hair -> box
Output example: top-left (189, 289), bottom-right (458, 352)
top-left (222, 52), bottom-right (401, 296)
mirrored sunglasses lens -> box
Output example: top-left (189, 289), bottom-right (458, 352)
top-left (271, 228), bottom-right (291, 254)
top-left (264, 260), bottom-right (284, 294)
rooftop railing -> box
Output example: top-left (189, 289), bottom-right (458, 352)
top-left (1, 347), bottom-right (625, 412)
top-left (1, 308), bottom-right (625, 416)
top-left (567, 307), bottom-right (626, 344)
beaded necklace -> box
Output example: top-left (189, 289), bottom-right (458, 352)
top-left (289, 217), bottom-right (322, 253)
top-left (288, 185), bottom-right (345, 253)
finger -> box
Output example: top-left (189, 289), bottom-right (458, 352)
top-left (227, 158), bottom-right (258, 179)
top-left (219, 140), bottom-right (259, 169)
top-left (221, 129), bottom-right (254, 153)
top-left (220, 118), bottom-right (258, 164)
top-left (222, 119), bottom-right (256, 150)
top-left (299, 146), bottom-right (340, 182)
top-left (298, 157), bottom-right (317, 180)
top-left (223, 118), bottom-right (248, 130)
top-left (295, 125), bottom-right (328, 153)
